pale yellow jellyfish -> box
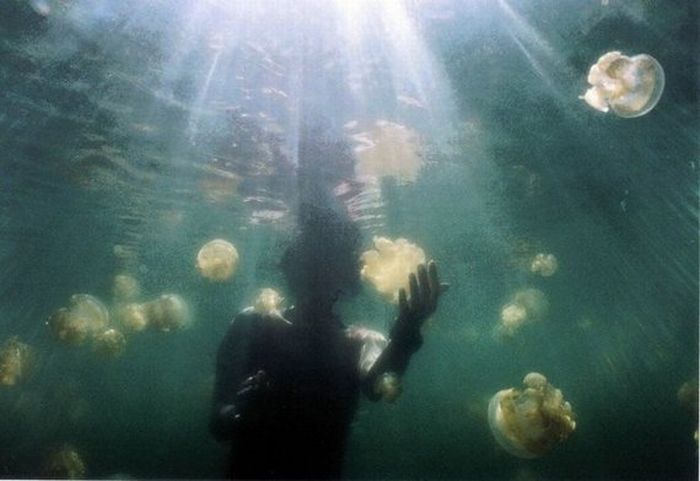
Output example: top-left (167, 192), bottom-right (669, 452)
top-left (530, 253), bottom-right (558, 277)
top-left (581, 51), bottom-right (665, 118)
top-left (0, 336), bottom-right (34, 386)
top-left (196, 239), bottom-right (240, 281)
top-left (498, 288), bottom-right (549, 337)
top-left (44, 444), bottom-right (86, 479)
top-left (112, 274), bottom-right (140, 302)
top-left (375, 372), bottom-right (402, 403)
top-left (253, 288), bottom-right (284, 316)
top-left (93, 329), bottom-right (127, 358)
top-left (48, 294), bottom-right (109, 345)
top-left (116, 303), bottom-right (149, 332)
top-left (360, 236), bottom-right (426, 303)
top-left (488, 372), bottom-right (576, 458)
top-left (677, 379), bottom-right (699, 443)
top-left (351, 120), bottom-right (423, 183)
top-left (146, 294), bottom-right (189, 332)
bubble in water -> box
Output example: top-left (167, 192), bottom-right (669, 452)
top-left (581, 51), bottom-right (665, 118)
top-left (196, 239), bottom-right (240, 281)
top-left (488, 372), bottom-right (576, 458)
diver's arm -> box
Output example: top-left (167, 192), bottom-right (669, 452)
top-left (209, 309), bottom-right (259, 441)
top-left (362, 261), bottom-right (445, 401)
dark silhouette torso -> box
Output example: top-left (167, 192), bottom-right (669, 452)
top-left (215, 310), bottom-right (364, 480)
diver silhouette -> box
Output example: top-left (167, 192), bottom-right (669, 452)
top-left (210, 129), bottom-right (445, 480)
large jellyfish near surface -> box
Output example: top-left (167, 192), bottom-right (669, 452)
top-left (360, 236), bottom-right (426, 303)
top-left (349, 120), bottom-right (423, 183)
top-left (581, 51), bottom-right (665, 118)
top-left (196, 239), bottom-right (240, 281)
top-left (48, 294), bottom-right (109, 345)
top-left (488, 372), bottom-right (576, 458)
top-left (0, 336), bottom-right (34, 386)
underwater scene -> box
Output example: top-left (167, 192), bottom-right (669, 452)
top-left (0, 0), bottom-right (697, 479)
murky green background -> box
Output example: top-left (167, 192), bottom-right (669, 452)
top-left (0, 0), bottom-right (697, 479)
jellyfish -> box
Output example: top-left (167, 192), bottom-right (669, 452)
top-left (116, 303), bottom-right (149, 332)
top-left (93, 329), bottom-right (127, 358)
top-left (350, 120), bottom-right (423, 183)
top-left (48, 294), bottom-right (109, 345)
top-left (375, 372), bottom-right (402, 403)
top-left (488, 372), bottom-right (576, 458)
top-left (498, 288), bottom-right (549, 337)
top-left (44, 444), bottom-right (86, 479)
top-left (196, 239), bottom-right (240, 281)
top-left (253, 288), bottom-right (284, 316)
top-left (677, 379), bottom-right (698, 442)
top-left (112, 274), bottom-right (140, 302)
top-left (530, 253), bottom-right (558, 277)
top-left (146, 294), bottom-right (189, 332)
top-left (0, 336), bottom-right (34, 386)
top-left (581, 51), bottom-right (665, 118)
top-left (360, 236), bottom-right (426, 303)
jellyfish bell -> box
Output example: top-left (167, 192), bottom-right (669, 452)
top-left (581, 51), bottom-right (665, 118)
top-left (44, 444), bottom-right (86, 479)
top-left (253, 288), bottom-right (284, 316)
top-left (112, 274), bottom-right (140, 302)
top-left (360, 236), bottom-right (426, 303)
top-left (375, 372), bottom-right (402, 403)
top-left (0, 336), bottom-right (34, 386)
top-left (488, 372), bottom-right (576, 459)
top-left (513, 288), bottom-right (549, 321)
top-left (93, 329), bottom-right (127, 358)
top-left (49, 295), bottom-right (110, 345)
top-left (196, 239), bottom-right (239, 282)
top-left (147, 294), bottom-right (189, 332)
top-left (116, 303), bottom-right (149, 332)
top-left (530, 253), bottom-right (558, 277)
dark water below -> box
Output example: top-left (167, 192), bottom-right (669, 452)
top-left (0, 0), bottom-right (697, 479)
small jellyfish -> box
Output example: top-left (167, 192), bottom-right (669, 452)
top-left (360, 236), bottom-right (426, 303)
top-left (196, 239), bottom-right (240, 281)
top-left (48, 295), bottom-right (109, 345)
top-left (44, 444), bottom-right (86, 479)
top-left (116, 303), bottom-right (149, 332)
top-left (0, 336), bottom-right (34, 386)
top-left (488, 372), bottom-right (576, 458)
top-left (530, 253), bottom-right (558, 277)
top-left (352, 120), bottom-right (423, 183)
top-left (146, 294), bottom-right (189, 332)
top-left (497, 288), bottom-right (549, 337)
top-left (581, 51), bottom-right (665, 118)
top-left (93, 329), bottom-right (127, 358)
top-left (112, 274), bottom-right (140, 302)
top-left (253, 288), bottom-right (284, 316)
top-left (374, 372), bottom-right (402, 403)
top-left (677, 379), bottom-right (698, 415)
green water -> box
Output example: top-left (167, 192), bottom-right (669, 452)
top-left (0, 0), bottom-right (697, 479)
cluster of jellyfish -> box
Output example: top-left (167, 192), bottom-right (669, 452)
top-left (496, 252), bottom-right (557, 338)
top-left (581, 51), bottom-right (665, 118)
top-left (48, 281), bottom-right (190, 358)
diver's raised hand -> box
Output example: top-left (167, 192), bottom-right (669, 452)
top-left (390, 261), bottom-right (446, 351)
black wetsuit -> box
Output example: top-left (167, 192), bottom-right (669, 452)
top-left (210, 309), bottom-right (377, 480)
